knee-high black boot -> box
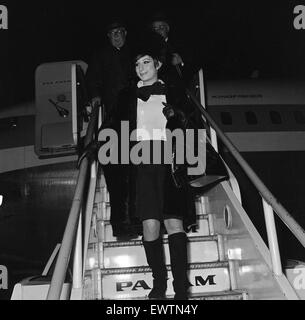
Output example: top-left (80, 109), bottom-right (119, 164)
top-left (168, 232), bottom-right (189, 300)
top-left (143, 237), bottom-right (168, 299)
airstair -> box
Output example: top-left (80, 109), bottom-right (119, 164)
top-left (10, 65), bottom-right (305, 300)
top-left (83, 170), bottom-right (247, 300)
top-left (80, 163), bottom-right (299, 300)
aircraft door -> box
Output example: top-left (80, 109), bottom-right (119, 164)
top-left (34, 60), bottom-right (87, 158)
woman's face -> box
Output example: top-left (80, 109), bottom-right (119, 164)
top-left (135, 55), bottom-right (161, 86)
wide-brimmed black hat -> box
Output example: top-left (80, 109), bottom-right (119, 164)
top-left (105, 18), bottom-right (126, 33)
top-left (148, 11), bottom-right (171, 26)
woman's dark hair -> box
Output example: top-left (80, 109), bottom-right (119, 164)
top-left (134, 54), bottom-right (161, 70)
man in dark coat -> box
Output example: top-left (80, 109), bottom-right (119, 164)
top-left (86, 19), bottom-right (137, 239)
top-left (148, 11), bottom-right (200, 89)
top-left (86, 19), bottom-right (134, 122)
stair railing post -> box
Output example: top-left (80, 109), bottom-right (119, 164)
top-left (262, 198), bottom-right (283, 276)
top-left (72, 212), bottom-right (83, 290)
top-left (188, 69), bottom-right (305, 249)
top-left (198, 69), bottom-right (242, 202)
top-left (198, 69), bottom-right (218, 152)
top-left (82, 159), bottom-right (98, 276)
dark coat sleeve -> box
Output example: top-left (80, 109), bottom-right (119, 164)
top-left (85, 49), bottom-right (104, 99)
top-left (166, 84), bottom-right (195, 123)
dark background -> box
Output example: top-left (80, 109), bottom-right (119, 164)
top-left (1, 0), bottom-right (305, 107)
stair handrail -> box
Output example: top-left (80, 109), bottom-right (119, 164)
top-left (47, 66), bottom-right (100, 300)
top-left (188, 69), bottom-right (305, 254)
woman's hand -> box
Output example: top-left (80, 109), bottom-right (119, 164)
top-left (162, 102), bottom-right (175, 119)
top-left (163, 102), bottom-right (188, 129)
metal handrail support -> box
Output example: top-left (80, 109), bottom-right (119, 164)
top-left (198, 69), bottom-right (218, 152)
top-left (47, 94), bottom-right (100, 300)
top-left (73, 211), bottom-right (83, 289)
top-left (81, 104), bottom-right (104, 275)
top-left (262, 199), bottom-right (283, 275)
top-left (197, 69), bottom-right (241, 203)
top-left (82, 160), bottom-right (98, 277)
top-left (187, 71), bottom-right (305, 251)
top-left (82, 105), bottom-right (103, 276)
top-left (47, 158), bottom-right (89, 300)
top-left (71, 160), bottom-right (97, 300)
top-left (197, 69), bottom-right (282, 274)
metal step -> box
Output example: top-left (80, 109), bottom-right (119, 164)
top-left (92, 192), bottom-right (209, 222)
top-left (84, 261), bottom-right (232, 300)
top-left (190, 290), bottom-right (248, 300)
top-left (95, 215), bottom-right (211, 243)
top-left (85, 235), bottom-right (221, 270)
top-left (82, 288), bottom-right (247, 300)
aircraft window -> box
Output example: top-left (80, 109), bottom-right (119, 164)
top-left (220, 112), bottom-right (232, 125)
top-left (270, 111), bottom-right (282, 124)
top-left (245, 111), bottom-right (258, 125)
top-left (294, 110), bottom-right (305, 124)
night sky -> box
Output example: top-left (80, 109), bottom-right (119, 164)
top-left (1, 0), bottom-right (305, 107)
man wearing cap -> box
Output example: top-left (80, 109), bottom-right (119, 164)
top-left (86, 19), bottom-right (133, 120)
top-left (86, 19), bottom-right (137, 239)
top-left (149, 12), bottom-right (199, 88)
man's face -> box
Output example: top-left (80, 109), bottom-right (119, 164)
top-left (107, 27), bottom-right (127, 49)
top-left (152, 21), bottom-right (169, 40)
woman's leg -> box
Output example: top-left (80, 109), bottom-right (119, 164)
top-left (142, 219), bottom-right (167, 299)
top-left (164, 219), bottom-right (189, 300)
top-left (163, 218), bottom-right (184, 236)
top-left (143, 219), bottom-right (161, 242)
